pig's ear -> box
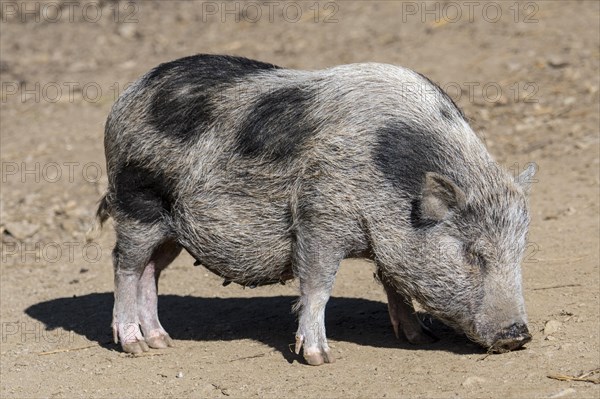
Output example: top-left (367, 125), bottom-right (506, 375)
top-left (420, 172), bottom-right (467, 221)
top-left (515, 162), bottom-right (538, 195)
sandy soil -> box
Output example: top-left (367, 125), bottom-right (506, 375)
top-left (1, 1), bottom-right (599, 398)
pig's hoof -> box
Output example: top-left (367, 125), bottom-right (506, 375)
top-left (146, 332), bottom-right (174, 349)
top-left (122, 339), bottom-right (150, 354)
top-left (303, 347), bottom-right (335, 366)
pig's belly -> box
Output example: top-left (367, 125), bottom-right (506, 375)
top-left (174, 201), bottom-right (295, 287)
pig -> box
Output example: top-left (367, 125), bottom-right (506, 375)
top-left (94, 54), bottom-right (535, 365)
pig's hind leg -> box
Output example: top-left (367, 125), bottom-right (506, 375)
top-left (137, 240), bottom-right (181, 349)
top-left (112, 222), bottom-right (176, 354)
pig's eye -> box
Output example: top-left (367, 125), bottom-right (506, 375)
top-left (465, 247), bottom-right (487, 269)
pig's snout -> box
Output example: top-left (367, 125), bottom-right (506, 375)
top-left (490, 323), bottom-right (531, 353)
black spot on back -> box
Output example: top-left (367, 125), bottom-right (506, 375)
top-left (114, 163), bottom-right (174, 224)
top-left (147, 54), bottom-right (281, 143)
top-left (415, 72), bottom-right (465, 121)
top-left (236, 85), bottom-right (317, 161)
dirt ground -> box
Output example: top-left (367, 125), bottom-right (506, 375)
top-left (1, 1), bottom-right (599, 398)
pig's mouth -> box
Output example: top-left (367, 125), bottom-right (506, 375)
top-left (487, 323), bottom-right (532, 353)
top-left (470, 322), bottom-right (532, 353)
top-left (488, 334), bottom-right (531, 353)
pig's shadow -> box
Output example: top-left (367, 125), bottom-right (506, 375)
top-left (25, 293), bottom-right (483, 362)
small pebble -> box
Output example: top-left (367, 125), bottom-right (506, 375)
top-left (4, 221), bottom-right (40, 240)
top-left (549, 388), bottom-right (576, 398)
top-left (462, 376), bottom-right (486, 387)
top-left (547, 56), bottom-right (569, 69)
top-left (544, 320), bottom-right (562, 335)
top-left (176, 371), bottom-right (183, 378)
top-left (117, 24), bottom-right (140, 40)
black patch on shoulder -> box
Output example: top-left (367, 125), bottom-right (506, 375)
top-left (374, 120), bottom-right (472, 229)
top-left (235, 85), bottom-right (317, 161)
top-left (147, 54), bottom-right (281, 143)
top-left (373, 120), bottom-right (445, 196)
top-left (415, 72), bottom-right (466, 121)
top-left (113, 163), bottom-right (174, 224)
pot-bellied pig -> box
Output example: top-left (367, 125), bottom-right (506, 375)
top-left (94, 54), bottom-right (536, 365)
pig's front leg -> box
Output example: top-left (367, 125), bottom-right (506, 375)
top-left (378, 270), bottom-right (436, 344)
top-left (293, 239), bottom-right (341, 366)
